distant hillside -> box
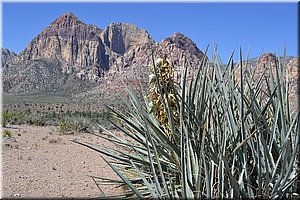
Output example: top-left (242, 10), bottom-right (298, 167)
top-left (2, 12), bottom-right (205, 95)
top-left (2, 12), bottom-right (298, 104)
top-left (2, 48), bottom-right (16, 67)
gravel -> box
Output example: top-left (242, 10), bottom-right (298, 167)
top-left (2, 125), bottom-right (123, 198)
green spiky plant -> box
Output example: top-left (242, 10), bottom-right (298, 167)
top-left (74, 48), bottom-right (299, 199)
top-left (59, 115), bottom-right (92, 133)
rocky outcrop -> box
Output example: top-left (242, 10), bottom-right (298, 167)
top-left (76, 31), bottom-right (207, 102)
top-left (18, 13), bottom-right (159, 83)
top-left (159, 32), bottom-right (203, 59)
top-left (2, 48), bottom-right (16, 67)
top-left (156, 32), bottom-right (206, 79)
top-left (11, 12), bottom-right (295, 98)
top-left (21, 12), bottom-right (109, 80)
top-left (3, 13), bottom-right (165, 94)
top-left (103, 31), bottom-right (207, 86)
top-left (287, 57), bottom-right (299, 96)
top-left (102, 23), bottom-right (157, 75)
top-left (258, 52), bottom-right (276, 64)
top-left (101, 23), bottom-right (155, 55)
top-left (17, 12), bottom-right (205, 83)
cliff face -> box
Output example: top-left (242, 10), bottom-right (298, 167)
top-left (101, 23), bottom-right (155, 55)
top-left (107, 32), bottom-right (207, 76)
top-left (76, 31), bottom-right (208, 102)
top-left (18, 13), bottom-right (160, 83)
top-left (22, 12), bottom-right (109, 75)
top-left (101, 23), bottom-right (157, 74)
top-left (19, 12), bottom-right (205, 77)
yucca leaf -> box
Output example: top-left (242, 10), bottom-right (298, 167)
top-left (130, 161), bottom-right (159, 198)
top-left (145, 133), bottom-right (165, 196)
top-left (101, 156), bottom-right (145, 199)
top-left (191, 46), bottom-right (209, 104)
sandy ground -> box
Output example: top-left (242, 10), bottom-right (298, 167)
top-left (1, 125), bottom-right (124, 198)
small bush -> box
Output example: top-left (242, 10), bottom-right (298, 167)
top-left (1, 110), bottom-right (103, 131)
top-left (2, 110), bottom-right (32, 126)
top-left (3, 129), bottom-right (12, 138)
top-left (28, 112), bottom-right (47, 126)
top-left (2, 111), bottom-right (14, 127)
top-left (59, 116), bottom-right (92, 133)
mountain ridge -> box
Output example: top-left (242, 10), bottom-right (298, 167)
top-left (3, 12), bottom-right (206, 95)
top-left (2, 12), bottom-right (298, 99)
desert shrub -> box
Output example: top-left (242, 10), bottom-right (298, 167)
top-left (3, 129), bottom-right (12, 138)
top-left (95, 112), bottom-right (112, 127)
top-left (59, 115), bottom-right (93, 133)
top-left (76, 49), bottom-right (299, 199)
top-left (2, 111), bottom-right (14, 127)
top-left (1, 109), bottom-right (104, 130)
top-left (28, 111), bottom-right (48, 126)
top-left (2, 111), bottom-right (30, 126)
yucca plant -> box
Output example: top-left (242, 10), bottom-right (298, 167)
top-left (2, 111), bottom-right (15, 127)
top-left (28, 111), bottom-right (47, 126)
top-left (60, 115), bottom-right (93, 133)
top-left (74, 48), bottom-right (299, 199)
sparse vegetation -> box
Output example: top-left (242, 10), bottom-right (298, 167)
top-left (1, 109), bottom-right (112, 133)
top-left (75, 50), bottom-right (299, 199)
top-left (28, 111), bottom-right (47, 126)
top-left (3, 129), bottom-right (12, 138)
top-left (2, 111), bottom-right (29, 127)
top-left (59, 115), bottom-right (92, 133)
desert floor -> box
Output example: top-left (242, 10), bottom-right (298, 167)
top-left (2, 125), bottom-right (123, 198)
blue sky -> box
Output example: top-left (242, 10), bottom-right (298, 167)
top-left (2, 2), bottom-right (298, 61)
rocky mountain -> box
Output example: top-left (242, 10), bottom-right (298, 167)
top-left (258, 52), bottom-right (276, 64)
top-left (232, 52), bottom-right (299, 110)
top-left (21, 12), bottom-right (108, 82)
top-left (2, 12), bottom-right (297, 102)
top-left (101, 22), bottom-right (154, 55)
top-left (2, 48), bottom-right (16, 67)
top-left (2, 12), bottom-right (206, 95)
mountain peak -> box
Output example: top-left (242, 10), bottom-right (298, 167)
top-left (162, 32), bottom-right (203, 58)
top-left (51, 12), bottom-right (82, 27)
top-left (167, 32), bottom-right (195, 45)
top-left (64, 12), bottom-right (76, 17)
top-left (170, 32), bottom-right (185, 39)
top-left (22, 11), bottom-right (105, 67)
top-left (2, 48), bottom-right (17, 67)
top-left (259, 52), bottom-right (276, 64)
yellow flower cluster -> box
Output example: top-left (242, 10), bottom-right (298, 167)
top-left (148, 58), bottom-right (179, 140)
